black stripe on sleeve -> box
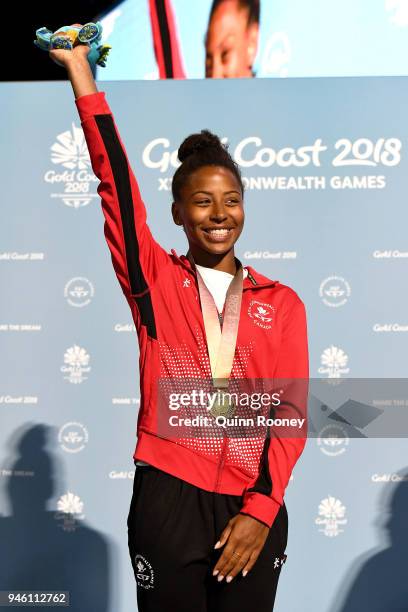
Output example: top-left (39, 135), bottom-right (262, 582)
top-left (94, 114), bottom-right (157, 339)
top-left (246, 405), bottom-right (275, 497)
top-left (247, 438), bottom-right (273, 497)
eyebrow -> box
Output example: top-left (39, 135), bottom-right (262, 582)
top-left (191, 190), bottom-right (241, 196)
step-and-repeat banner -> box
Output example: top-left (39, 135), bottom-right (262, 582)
top-left (1, 77), bottom-right (407, 611)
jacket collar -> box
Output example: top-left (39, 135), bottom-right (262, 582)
top-left (170, 248), bottom-right (279, 290)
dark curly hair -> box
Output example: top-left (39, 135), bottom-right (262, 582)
top-left (209, 0), bottom-right (260, 26)
top-left (171, 129), bottom-right (244, 202)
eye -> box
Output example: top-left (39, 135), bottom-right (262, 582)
top-left (195, 199), bottom-right (210, 205)
top-left (226, 198), bottom-right (239, 204)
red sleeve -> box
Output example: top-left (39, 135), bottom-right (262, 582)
top-left (74, 91), bottom-right (170, 301)
top-left (240, 295), bottom-right (309, 528)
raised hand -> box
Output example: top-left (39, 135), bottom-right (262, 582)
top-left (48, 24), bottom-right (91, 70)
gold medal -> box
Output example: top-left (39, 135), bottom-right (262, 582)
top-left (209, 389), bottom-right (236, 418)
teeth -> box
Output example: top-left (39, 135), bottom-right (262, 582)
top-left (207, 229), bottom-right (230, 234)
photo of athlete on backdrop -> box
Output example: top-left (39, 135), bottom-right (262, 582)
top-left (205, 0), bottom-right (260, 78)
top-left (47, 29), bottom-right (308, 612)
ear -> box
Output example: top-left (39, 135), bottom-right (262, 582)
top-left (246, 22), bottom-right (259, 67)
top-left (171, 201), bottom-right (182, 226)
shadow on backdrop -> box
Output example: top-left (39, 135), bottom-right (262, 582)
top-left (0, 423), bottom-right (110, 611)
top-left (329, 465), bottom-right (408, 612)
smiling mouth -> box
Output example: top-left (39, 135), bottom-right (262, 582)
top-left (203, 228), bottom-right (233, 235)
top-left (202, 228), bottom-right (234, 242)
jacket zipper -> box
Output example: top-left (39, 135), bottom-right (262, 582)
top-left (215, 433), bottom-right (229, 492)
top-left (174, 252), bottom-right (277, 491)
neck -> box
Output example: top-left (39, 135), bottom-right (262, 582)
top-left (187, 246), bottom-right (237, 275)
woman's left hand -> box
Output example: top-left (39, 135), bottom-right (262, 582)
top-left (212, 513), bottom-right (269, 582)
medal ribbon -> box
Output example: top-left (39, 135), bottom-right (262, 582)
top-left (187, 250), bottom-right (243, 391)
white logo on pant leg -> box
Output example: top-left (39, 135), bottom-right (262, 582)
top-left (134, 554), bottom-right (155, 590)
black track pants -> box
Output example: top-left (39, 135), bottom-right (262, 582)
top-left (127, 465), bottom-right (289, 612)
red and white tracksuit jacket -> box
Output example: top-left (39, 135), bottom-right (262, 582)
top-left (75, 91), bottom-right (309, 529)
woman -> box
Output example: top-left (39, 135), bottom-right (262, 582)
top-left (205, 0), bottom-right (260, 78)
top-left (49, 36), bottom-right (308, 612)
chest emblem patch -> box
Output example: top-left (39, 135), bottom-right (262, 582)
top-left (247, 300), bottom-right (275, 329)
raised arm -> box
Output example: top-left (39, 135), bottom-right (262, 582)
top-left (66, 47), bottom-right (98, 98)
top-left (49, 39), bottom-right (170, 306)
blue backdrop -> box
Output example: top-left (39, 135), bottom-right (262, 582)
top-left (0, 76), bottom-right (407, 611)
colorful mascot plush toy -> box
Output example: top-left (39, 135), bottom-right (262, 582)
top-left (33, 22), bottom-right (111, 68)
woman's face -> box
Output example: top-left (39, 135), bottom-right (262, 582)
top-left (172, 165), bottom-right (245, 257)
top-left (205, 1), bottom-right (259, 78)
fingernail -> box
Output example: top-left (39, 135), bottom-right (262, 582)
top-left (217, 575), bottom-right (224, 582)
top-left (226, 576), bottom-right (233, 583)
top-left (242, 570), bottom-right (248, 577)
top-left (213, 570), bottom-right (219, 576)
top-left (214, 541), bottom-right (221, 549)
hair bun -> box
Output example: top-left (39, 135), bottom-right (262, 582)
top-left (178, 129), bottom-right (224, 163)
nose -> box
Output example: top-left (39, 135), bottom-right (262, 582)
top-left (209, 202), bottom-right (228, 221)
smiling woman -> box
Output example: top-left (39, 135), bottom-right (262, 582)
top-left (49, 35), bottom-right (309, 612)
top-left (171, 129), bottom-right (245, 272)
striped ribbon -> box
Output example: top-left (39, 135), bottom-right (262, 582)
top-left (187, 251), bottom-right (243, 390)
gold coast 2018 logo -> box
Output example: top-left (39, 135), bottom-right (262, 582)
top-left (247, 300), bottom-right (275, 330)
top-left (45, 124), bottom-right (99, 208)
